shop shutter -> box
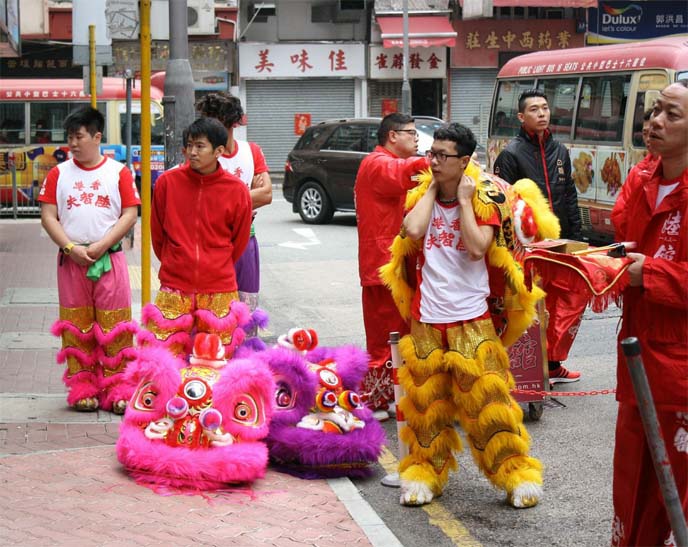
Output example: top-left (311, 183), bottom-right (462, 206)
top-left (449, 69), bottom-right (498, 147)
top-left (368, 80), bottom-right (402, 117)
top-left (245, 79), bottom-right (355, 172)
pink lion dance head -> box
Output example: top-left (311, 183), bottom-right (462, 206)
top-left (261, 329), bottom-right (386, 478)
top-left (116, 333), bottom-right (275, 491)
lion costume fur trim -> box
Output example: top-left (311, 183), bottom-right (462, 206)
top-left (379, 161), bottom-right (560, 348)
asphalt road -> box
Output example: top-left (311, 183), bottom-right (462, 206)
top-left (257, 193), bottom-right (620, 547)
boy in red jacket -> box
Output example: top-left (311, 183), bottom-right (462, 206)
top-left (142, 117), bottom-right (253, 357)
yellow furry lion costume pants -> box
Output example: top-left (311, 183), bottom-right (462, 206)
top-left (398, 316), bottom-right (542, 506)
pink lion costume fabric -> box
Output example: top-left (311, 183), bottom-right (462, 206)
top-left (116, 333), bottom-right (275, 490)
top-left (256, 328), bottom-right (386, 478)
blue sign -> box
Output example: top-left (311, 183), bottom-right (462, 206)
top-left (588, 1), bottom-right (688, 44)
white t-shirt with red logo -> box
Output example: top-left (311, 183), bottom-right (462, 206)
top-left (218, 140), bottom-right (268, 188)
top-left (412, 199), bottom-right (500, 323)
top-left (39, 157), bottom-right (140, 244)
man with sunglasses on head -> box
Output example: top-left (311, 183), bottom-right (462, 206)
top-left (393, 123), bottom-right (542, 508)
top-left (494, 89), bottom-right (583, 386)
top-left (354, 113), bottom-right (428, 420)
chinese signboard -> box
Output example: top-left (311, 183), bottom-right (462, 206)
top-left (112, 41), bottom-right (234, 74)
top-left (588, 1), bottom-right (688, 44)
top-left (451, 19), bottom-right (584, 68)
top-left (1, 44), bottom-right (81, 77)
top-left (369, 46), bottom-right (447, 79)
top-left (239, 43), bottom-right (365, 79)
top-left (512, 55), bottom-right (650, 77)
top-left (2, 88), bottom-right (88, 100)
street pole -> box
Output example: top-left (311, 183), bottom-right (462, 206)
top-left (401, 0), bottom-right (411, 115)
top-left (125, 70), bottom-right (133, 172)
top-left (140, 0), bottom-right (152, 306)
top-left (164, 0), bottom-right (196, 168)
top-left (89, 25), bottom-right (97, 108)
top-left (621, 337), bottom-right (688, 547)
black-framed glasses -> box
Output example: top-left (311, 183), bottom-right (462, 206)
top-left (426, 150), bottom-right (463, 162)
top-left (394, 129), bottom-right (418, 137)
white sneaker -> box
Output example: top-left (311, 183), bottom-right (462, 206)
top-left (373, 409), bottom-right (390, 422)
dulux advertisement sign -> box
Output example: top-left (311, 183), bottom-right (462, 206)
top-left (587, 1), bottom-right (688, 44)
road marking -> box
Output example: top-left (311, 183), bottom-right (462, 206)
top-left (128, 265), bottom-right (159, 291)
top-left (378, 446), bottom-right (483, 547)
top-left (278, 227), bottom-right (321, 250)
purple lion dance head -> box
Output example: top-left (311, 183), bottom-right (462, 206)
top-left (259, 328), bottom-right (386, 478)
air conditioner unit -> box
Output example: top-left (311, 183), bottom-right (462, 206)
top-left (188, 0), bottom-right (216, 35)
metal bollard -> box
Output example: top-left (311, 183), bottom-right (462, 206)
top-left (381, 331), bottom-right (409, 488)
top-left (11, 157), bottom-right (18, 220)
top-left (621, 337), bottom-right (688, 547)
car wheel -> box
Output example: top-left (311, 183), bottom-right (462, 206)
top-left (297, 181), bottom-right (334, 224)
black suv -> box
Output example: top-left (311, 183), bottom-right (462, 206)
top-left (283, 117), bottom-right (440, 224)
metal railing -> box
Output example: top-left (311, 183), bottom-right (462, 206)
top-left (0, 158), bottom-right (44, 218)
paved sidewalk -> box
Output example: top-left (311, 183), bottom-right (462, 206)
top-left (0, 219), bottom-right (397, 547)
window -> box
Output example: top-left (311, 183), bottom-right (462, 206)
top-left (295, 126), bottom-right (327, 150)
top-left (574, 75), bottom-right (630, 143)
top-left (321, 124), bottom-right (367, 152)
top-left (0, 104), bottom-right (25, 144)
top-left (29, 102), bottom-right (107, 144)
top-left (491, 79), bottom-right (534, 138)
top-left (631, 92), bottom-right (648, 147)
top-left (117, 102), bottom-right (166, 147)
top-left (631, 73), bottom-right (670, 147)
top-left (364, 124), bottom-right (379, 153)
top-left (538, 78), bottom-right (578, 138)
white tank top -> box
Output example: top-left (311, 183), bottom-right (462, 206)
top-left (218, 139), bottom-right (254, 188)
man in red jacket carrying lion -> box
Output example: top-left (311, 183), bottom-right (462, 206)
top-left (354, 113), bottom-right (428, 419)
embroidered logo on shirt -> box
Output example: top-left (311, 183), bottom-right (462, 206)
top-left (662, 211), bottom-right (681, 237)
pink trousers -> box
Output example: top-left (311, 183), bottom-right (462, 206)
top-left (52, 251), bottom-right (137, 410)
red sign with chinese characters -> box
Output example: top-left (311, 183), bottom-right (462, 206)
top-left (381, 99), bottom-right (398, 117)
top-left (294, 113), bottom-right (311, 136)
top-left (451, 19), bottom-right (584, 68)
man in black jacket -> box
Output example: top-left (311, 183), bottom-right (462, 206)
top-left (494, 89), bottom-right (582, 385)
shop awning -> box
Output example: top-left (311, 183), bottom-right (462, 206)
top-left (459, 0), bottom-right (597, 6)
top-left (377, 16), bottom-right (457, 48)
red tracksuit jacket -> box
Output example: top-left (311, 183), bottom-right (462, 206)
top-left (152, 163), bottom-right (252, 294)
top-left (611, 162), bottom-right (688, 411)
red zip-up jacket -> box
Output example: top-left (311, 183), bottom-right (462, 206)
top-left (611, 162), bottom-right (688, 410)
top-left (152, 163), bottom-right (252, 294)
top-left (354, 146), bottom-right (428, 286)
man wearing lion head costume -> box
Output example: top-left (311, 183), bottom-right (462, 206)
top-left (379, 123), bottom-right (560, 508)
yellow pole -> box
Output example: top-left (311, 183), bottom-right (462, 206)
top-left (140, 0), bottom-right (152, 305)
top-left (89, 25), bottom-right (96, 108)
